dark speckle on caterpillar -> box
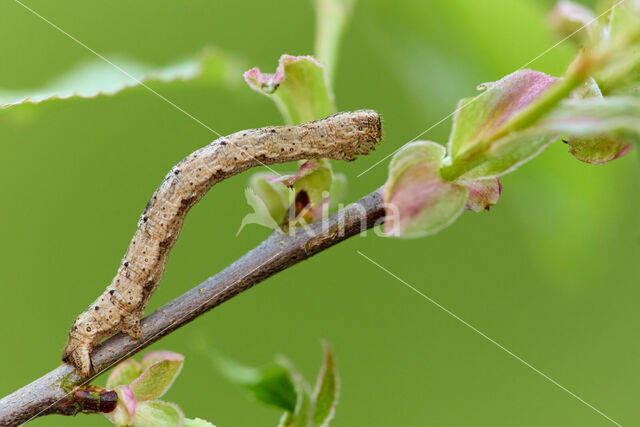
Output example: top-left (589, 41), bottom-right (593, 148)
top-left (62, 110), bottom-right (382, 376)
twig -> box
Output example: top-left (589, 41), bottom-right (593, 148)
top-left (0, 189), bottom-right (385, 426)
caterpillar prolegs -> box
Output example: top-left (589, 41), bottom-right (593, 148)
top-left (62, 110), bottom-right (382, 376)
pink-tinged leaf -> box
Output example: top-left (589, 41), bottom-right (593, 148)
top-left (104, 385), bottom-right (136, 427)
top-left (383, 141), bottom-right (467, 238)
top-left (461, 178), bottom-right (502, 212)
top-left (107, 358), bottom-right (143, 389)
top-left (448, 69), bottom-right (558, 160)
top-left (118, 386), bottom-right (137, 418)
top-left (243, 55), bottom-right (335, 124)
top-left (132, 400), bottom-right (184, 427)
top-left (243, 65), bottom-right (285, 95)
top-left (141, 351), bottom-right (184, 370)
top-left (548, 1), bottom-right (595, 43)
top-left (130, 355), bottom-right (184, 401)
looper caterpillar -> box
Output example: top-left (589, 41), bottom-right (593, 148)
top-left (62, 110), bottom-right (382, 376)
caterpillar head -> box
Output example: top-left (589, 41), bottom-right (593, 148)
top-left (324, 110), bottom-right (382, 161)
top-left (62, 336), bottom-right (92, 377)
top-left (62, 314), bottom-right (100, 376)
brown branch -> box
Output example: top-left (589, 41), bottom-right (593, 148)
top-left (0, 189), bottom-right (385, 426)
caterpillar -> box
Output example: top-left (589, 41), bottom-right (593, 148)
top-left (62, 110), bottom-right (382, 376)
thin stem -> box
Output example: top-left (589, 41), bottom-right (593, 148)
top-left (0, 189), bottom-right (385, 427)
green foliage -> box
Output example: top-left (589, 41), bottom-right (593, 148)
top-left (238, 0), bottom-right (353, 234)
top-left (236, 172), bottom-right (292, 235)
top-left (107, 359), bottom-right (143, 390)
top-left (273, 159), bottom-right (335, 227)
top-left (447, 70), bottom-right (557, 161)
top-left (184, 418), bottom-right (217, 427)
top-left (313, 0), bottom-right (356, 82)
top-left (539, 96), bottom-right (639, 163)
top-left (129, 354), bottom-right (184, 401)
top-left (216, 354), bottom-right (298, 412)
top-left (104, 351), bottom-right (216, 427)
top-left (240, 53), bottom-right (341, 232)
top-left (384, 0), bottom-right (640, 238)
top-left (0, 48), bottom-right (242, 108)
top-left (244, 55), bottom-right (335, 125)
top-left (131, 400), bottom-right (184, 427)
top-left (445, 69), bottom-right (558, 179)
top-left (216, 343), bottom-right (340, 426)
top-left (384, 141), bottom-right (467, 238)
top-left (311, 342), bottom-right (339, 426)
top-left (3, 0), bottom-right (640, 425)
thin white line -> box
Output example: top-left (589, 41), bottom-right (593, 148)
top-left (356, 250), bottom-right (622, 427)
top-left (12, 0), bottom-right (223, 138)
top-left (11, 0), bottom-right (284, 177)
top-left (356, 0), bottom-right (626, 178)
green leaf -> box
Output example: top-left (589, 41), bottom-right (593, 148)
top-left (237, 187), bottom-right (287, 234)
top-left (243, 55), bottom-right (335, 124)
top-left (328, 172), bottom-right (348, 210)
top-left (237, 172), bottom-right (292, 234)
top-left (261, 160), bottom-right (335, 228)
top-left (314, 0), bottom-right (356, 82)
top-left (130, 354), bottom-right (184, 402)
top-left (311, 342), bottom-right (339, 427)
top-left (107, 358), bottom-right (142, 389)
top-left (184, 418), bottom-right (217, 427)
top-left (132, 400), bottom-right (184, 427)
top-left (539, 97), bottom-right (640, 139)
top-left (537, 96), bottom-right (639, 163)
top-left (278, 390), bottom-right (311, 427)
top-left (383, 141), bottom-right (467, 238)
top-left (276, 356), bottom-right (313, 427)
top-left (456, 131), bottom-right (555, 179)
top-left (0, 49), bottom-right (242, 108)
top-left (565, 136), bottom-right (632, 164)
top-left (251, 172), bottom-right (292, 220)
top-left (242, 54), bottom-right (341, 222)
top-left (216, 354), bottom-right (298, 412)
top-left (592, 1), bottom-right (640, 94)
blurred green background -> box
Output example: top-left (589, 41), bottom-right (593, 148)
top-left (1, 0), bottom-right (639, 425)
